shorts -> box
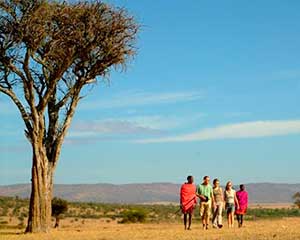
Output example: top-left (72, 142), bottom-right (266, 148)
top-left (199, 200), bottom-right (212, 219)
top-left (226, 203), bottom-right (235, 213)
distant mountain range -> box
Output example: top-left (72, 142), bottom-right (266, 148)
top-left (0, 182), bottom-right (299, 204)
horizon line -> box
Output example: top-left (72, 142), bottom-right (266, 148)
top-left (1, 181), bottom-right (300, 187)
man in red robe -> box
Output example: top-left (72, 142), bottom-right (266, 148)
top-left (180, 176), bottom-right (197, 230)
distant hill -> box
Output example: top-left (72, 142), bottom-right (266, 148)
top-left (0, 182), bottom-right (299, 204)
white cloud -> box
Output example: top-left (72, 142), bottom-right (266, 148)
top-left (68, 113), bottom-right (206, 140)
top-left (138, 120), bottom-right (300, 143)
top-left (118, 113), bottom-right (206, 130)
top-left (68, 119), bottom-right (163, 138)
top-left (78, 90), bottom-right (204, 110)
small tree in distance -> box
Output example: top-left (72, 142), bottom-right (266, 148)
top-left (52, 197), bottom-right (68, 228)
top-left (0, 0), bottom-right (138, 233)
top-left (293, 192), bottom-right (300, 209)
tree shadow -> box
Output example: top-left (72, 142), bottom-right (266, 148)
top-left (0, 231), bottom-right (24, 236)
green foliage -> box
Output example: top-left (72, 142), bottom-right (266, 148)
top-left (293, 192), bottom-right (300, 208)
top-left (52, 198), bottom-right (69, 228)
top-left (0, 196), bottom-right (28, 217)
top-left (247, 208), bottom-right (300, 219)
top-left (52, 197), bottom-right (68, 218)
top-left (1, 195), bottom-right (300, 226)
top-left (119, 209), bottom-right (147, 223)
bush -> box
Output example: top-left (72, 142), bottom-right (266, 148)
top-left (119, 209), bottom-right (147, 223)
top-left (293, 192), bottom-right (300, 209)
top-left (247, 208), bottom-right (300, 219)
top-left (52, 197), bottom-right (68, 228)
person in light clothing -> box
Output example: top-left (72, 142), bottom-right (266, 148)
top-left (212, 179), bottom-right (224, 228)
top-left (224, 181), bottom-right (239, 228)
top-left (197, 176), bottom-right (215, 230)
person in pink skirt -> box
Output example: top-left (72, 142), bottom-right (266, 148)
top-left (235, 184), bottom-right (248, 228)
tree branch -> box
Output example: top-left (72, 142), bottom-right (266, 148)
top-left (51, 86), bottom-right (82, 166)
top-left (36, 56), bottom-right (75, 112)
top-left (23, 48), bottom-right (39, 126)
top-left (0, 86), bottom-right (33, 135)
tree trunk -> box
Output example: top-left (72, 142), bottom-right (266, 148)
top-left (25, 144), bottom-right (54, 233)
top-left (54, 217), bottom-right (60, 228)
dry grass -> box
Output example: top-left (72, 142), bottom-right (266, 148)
top-left (1, 217), bottom-right (300, 240)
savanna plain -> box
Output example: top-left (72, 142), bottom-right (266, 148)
top-left (1, 217), bottom-right (300, 240)
top-left (1, 197), bottom-right (300, 240)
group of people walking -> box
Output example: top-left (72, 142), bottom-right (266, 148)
top-left (180, 175), bottom-right (248, 230)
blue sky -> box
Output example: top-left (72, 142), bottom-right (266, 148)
top-left (1, 0), bottom-right (300, 185)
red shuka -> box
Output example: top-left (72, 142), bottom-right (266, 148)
top-left (180, 183), bottom-right (197, 213)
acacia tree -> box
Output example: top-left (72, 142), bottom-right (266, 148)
top-left (51, 197), bottom-right (68, 228)
top-left (293, 192), bottom-right (300, 209)
top-left (0, 0), bottom-right (138, 233)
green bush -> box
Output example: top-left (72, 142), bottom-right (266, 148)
top-left (293, 192), bottom-right (300, 209)
top-left (52, 197), bottom-right (68, 228)
top-left (52, 198), bottom-right (68, 217)
top-left (247, 208), bottom-right (300, 219)
top-left (119, 209), bottom-right (147, 223)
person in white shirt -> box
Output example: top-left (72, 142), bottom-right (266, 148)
top-left (224, 181), bottom-right (239, 228)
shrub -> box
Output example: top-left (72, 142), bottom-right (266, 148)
top-left (52, 198), bottom-right (68, 228)
top-left (293, 192), bottom-right (300, 209)
top-left (246, 208), bottom-right (300, 219)
top-left (119, 209), bottom-right (147, 224)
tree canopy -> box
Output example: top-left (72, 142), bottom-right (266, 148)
top-left (0, 0), bottom-right (138, 155)
top-left (0, 0), bottom-right (138, 233)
